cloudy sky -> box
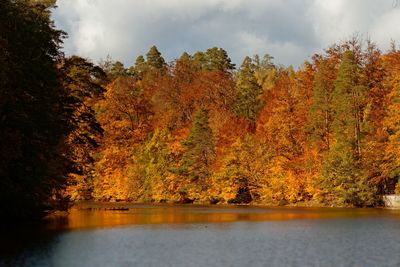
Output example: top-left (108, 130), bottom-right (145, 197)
top-left (53, 0), bottom-right (400, 68)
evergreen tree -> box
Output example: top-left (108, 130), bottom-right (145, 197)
top-left (109, 61), bottom-right (126, 79)
top-left (146, 45), bottom-right (165, 70)
top-left (179, 52), bottom-right (191, 62)
top-left (192, 48), bottom-right (235, 72)
top-left (332, 51), bottom-right (364, 156)
top-left (180, 108), bottom-right (215, 183)
top-left (308, 59), bottom-right (336, 150)
top-left (253, 54), bottom-right (275, 88)
top-left (321, 51), bottom-right (375, 206)
top-left (204, 47), bottom-right (235, 72)
top-left (234, 56), bottom-right (263, 124)
top-left (321, 142), bottom-right (374, 206)
top-left (193, 51), bottom-right (208, 70)
top-left (127, 55), bottom-right (146, 79)
top-left (135, 55), bottom-right (146, 66)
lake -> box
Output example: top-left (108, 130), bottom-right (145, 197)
top-left (1, 204), bottom-right (400, 267)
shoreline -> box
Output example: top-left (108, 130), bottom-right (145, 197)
top-left (70, 200), bottom-right (385, 211)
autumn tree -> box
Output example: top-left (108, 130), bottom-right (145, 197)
top-left (256, 67), bottom-right (314, 203)
top-left (215, 135), bottom-right (276, 204)
top-left (359, 42), bottom-right (392, 195)
top-left (257, 68), bottom-right (305, 160)
top-left (253, 54), bottom-right (276, 89)
top-left (59, 56), bottom-right (107, 200)
top-left (152, 53), bottom-right (235, 130)
top-left (381, 51), bottom-right (400, 194)
top-left (92, 76), bottom-right (152, 201)
top-left (99, 57), bottom-right (126, 80)
top-left (133, 129), bottom-right (177, 202)
top-left (104, 77), bottom-right (152, 133)
top-left (85, 39), bottom-right (398, 207)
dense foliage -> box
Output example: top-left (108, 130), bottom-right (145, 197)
top-left (2, 1), bottom-right (400, 220)
top-left (83, 39), bottom-right (400, 207)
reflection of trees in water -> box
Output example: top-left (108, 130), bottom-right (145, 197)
top-left (0, 222), bottom-right (64, 266)
top-left (1, 205), bottom-right (398, 266)
top-left (63, 204), bottom-right (389, 229)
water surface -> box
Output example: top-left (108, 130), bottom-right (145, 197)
top-left (1, 204), bottom-right (400, 267)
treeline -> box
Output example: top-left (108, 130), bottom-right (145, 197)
top-left (72, 40), bottom-right (400, 207)
top-left (2, 1), bottom-right (400, 220)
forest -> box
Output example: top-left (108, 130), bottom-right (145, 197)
top-left (2, 0), bottom-right (400, 219)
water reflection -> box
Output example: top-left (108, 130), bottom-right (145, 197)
top-left (1, 204), bottom-right (400, 267)
top-left (0, 222), bottom-right (60, 266)
top-left (47, 203), bottom-right (400, 230)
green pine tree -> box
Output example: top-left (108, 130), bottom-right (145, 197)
top-left (204, 47), bottom-right (235, 72)
top-left (321, 51), bottom-right (375, 206)
top-left (332, 51), bottom-right (364, 156)
top-left (192, 48), bottom-right (235, 72)
top-left (146, 45), bottom-right (165, 70)
top-left (193, 51), bottom-right (207, 70)
top-left (308, 59), bottom-right (335, 150)
top-left (234, 56), bottom-right (263, 124)
top-left (135, 55), bottom-right (146, 66)
top-left (127, 55), bottom-right (146, 79)
top-left (109, 61), bottom-right (126, 79)
top-left (179, 52), bottom-right (191, 62)
top-left (180, 108), bottom-right (215, 183)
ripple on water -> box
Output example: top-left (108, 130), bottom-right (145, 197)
top-left (1, 205), bottom-right (400, 267)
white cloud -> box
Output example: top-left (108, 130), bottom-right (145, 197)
top-left (235, 31), bottom-right (306, 67)
top-left (52, 0), bottom-right (400, 68)
top-left (371, 8), bottom-right (400, 49)
top-left (308, 0), bottom-right (397, 50)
